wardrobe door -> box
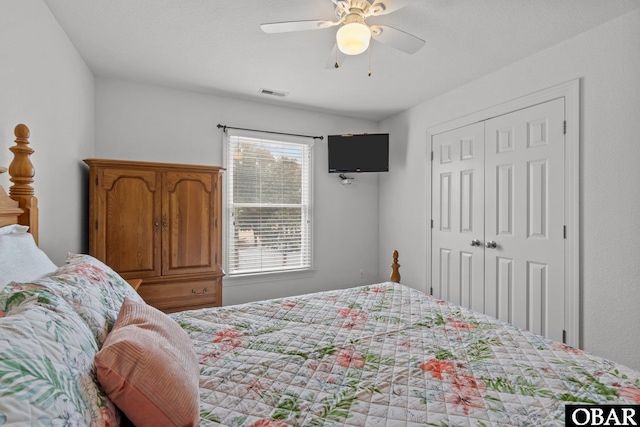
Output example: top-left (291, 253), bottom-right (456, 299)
top-left (484, 98), bottom-right (565, 342)
top-left (93, 168), bottom-right (161, 279)
top-left (431, 122), bottom-right (485, 311)
top-left (162, 171), bottom-right (218, 276)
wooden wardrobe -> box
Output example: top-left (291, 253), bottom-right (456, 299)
top-left (84, 159), bottom-right (224, 313)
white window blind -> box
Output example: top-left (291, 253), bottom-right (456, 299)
top-left (225, 130), bottom-right (312, 275)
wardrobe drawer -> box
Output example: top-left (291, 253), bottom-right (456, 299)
top-left (138, 277), bottom-right (222, 313)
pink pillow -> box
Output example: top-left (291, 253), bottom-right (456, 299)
top-left (95, 298), bottom-right (200, 427)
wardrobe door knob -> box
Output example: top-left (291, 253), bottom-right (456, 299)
top-left (485, 240), bottom-right (498, 249)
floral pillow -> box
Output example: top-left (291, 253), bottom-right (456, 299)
top-left (0, 284), bottom-right (120, 426)
top-left (23, 253), bottom-right (145, 346)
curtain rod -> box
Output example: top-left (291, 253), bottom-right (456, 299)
top-left (217, 124), bottom-right (324, 141)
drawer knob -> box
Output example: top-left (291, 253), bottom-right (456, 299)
top-left (191, 287), bottom-right (208, 296)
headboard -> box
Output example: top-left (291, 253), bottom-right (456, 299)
top-left (0, 124), bottom-right (38, 243)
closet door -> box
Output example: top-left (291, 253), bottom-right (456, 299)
top-left (484, 98), bottom-right (565, 341)
top-left (430, 98), bottom-right (566, 342)
top-left (431, 122), bottom-right (485, 311)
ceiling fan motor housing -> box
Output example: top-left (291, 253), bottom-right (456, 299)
top-left (335, 0), bottom-right (371, 20)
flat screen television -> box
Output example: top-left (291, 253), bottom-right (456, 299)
top-left (327, 133), bottom-right (389, 173)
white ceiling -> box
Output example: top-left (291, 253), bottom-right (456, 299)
top-left (44, 0), bottom-right (640, 121)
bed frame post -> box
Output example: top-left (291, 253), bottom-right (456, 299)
top-left (390, 250), bottom-right (400, 283)
top-left (0, 167), bottom-right (23, 227)
top-left (8, 124), bottom-right (38, 244)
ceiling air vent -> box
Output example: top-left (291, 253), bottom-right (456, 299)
top-left (259, 88), bottom-right (288, 97)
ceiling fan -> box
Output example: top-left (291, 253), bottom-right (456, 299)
top-left (260, 0), bottom-right (425, 69)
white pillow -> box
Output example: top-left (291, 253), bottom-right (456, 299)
top-left (0, 224), bottom-right (29, 235)
top-left (0, 226), bottom-right (57, 290)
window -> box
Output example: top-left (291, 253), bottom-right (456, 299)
top-left (225, 130), bottom-right (313, 276)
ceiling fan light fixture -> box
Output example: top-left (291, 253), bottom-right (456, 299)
top-left (336, 22), bottom-right (371, 55)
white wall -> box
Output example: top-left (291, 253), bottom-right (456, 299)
top-left (0, 0), bottom-right (94, 265)
top-left (94, 77), bottom-right (380, 305)
top-left (378, 8), bottom-right (640, 370)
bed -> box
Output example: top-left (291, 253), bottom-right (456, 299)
top-left (1, 124), bottom-right (639, 426)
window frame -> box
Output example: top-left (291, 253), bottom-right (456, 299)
top-left (222, 128), bottom-right (315, 280)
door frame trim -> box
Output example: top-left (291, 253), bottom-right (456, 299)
top-left (426, 79), bottom-right (580, 348)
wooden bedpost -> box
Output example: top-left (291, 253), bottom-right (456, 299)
top-left (8, 124), bottom-right (38, 244)
top-left (390, 250), bottom-right (400, 283)
top-left (0, 166), bottom-right (23, 227)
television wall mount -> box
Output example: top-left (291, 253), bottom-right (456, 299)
top-left (339, 173), bottom-right (354, 185)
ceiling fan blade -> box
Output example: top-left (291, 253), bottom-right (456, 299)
top-left (367, 0), bottom-right (412, 16)
top-left (370, 25), bottom-right (425, 54)
top-left (325, 43), bottom-right (348, 69)
top-left (260, 20), bottom-right (339, 34)
top-left (331, 0), bottom-right (350, 13)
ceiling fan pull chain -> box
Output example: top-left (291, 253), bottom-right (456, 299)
top-left (368, 45), bottom-right (372, 76)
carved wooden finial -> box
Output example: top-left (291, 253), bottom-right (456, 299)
top-left (390, 250), bottom-right (401, 283)
top-left (9, 124), bottom-right (35, 196)
top-left (8, 124), bottom-right (38, 243)
top-left (14, 123), bottom-right (30, 139)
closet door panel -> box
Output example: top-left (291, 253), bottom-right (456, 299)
top-left (494, 256), bottom-right (513, 323)
top-left (484, 98), bottom-right (565, 342)
top-left (431, 122), bottom-right (485, 311)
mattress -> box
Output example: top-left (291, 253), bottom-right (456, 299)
top-left (171, 282), bottom-right (640, 426)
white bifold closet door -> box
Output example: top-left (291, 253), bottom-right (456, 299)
top-left (431, 98), bottom-right (565, 342)
top-left (431, 122), bottom-right (486, 313)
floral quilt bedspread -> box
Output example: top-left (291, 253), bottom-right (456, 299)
top-left (171, 282), bottom-right (640, 427)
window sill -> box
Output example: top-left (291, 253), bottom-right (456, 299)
top-left (223, 268), bottom-right (317, 287)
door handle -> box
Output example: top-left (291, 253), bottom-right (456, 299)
top-left (469, 239), bottom-right (481, 247)
top-left (485, 240), bottom-right (498, 249)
